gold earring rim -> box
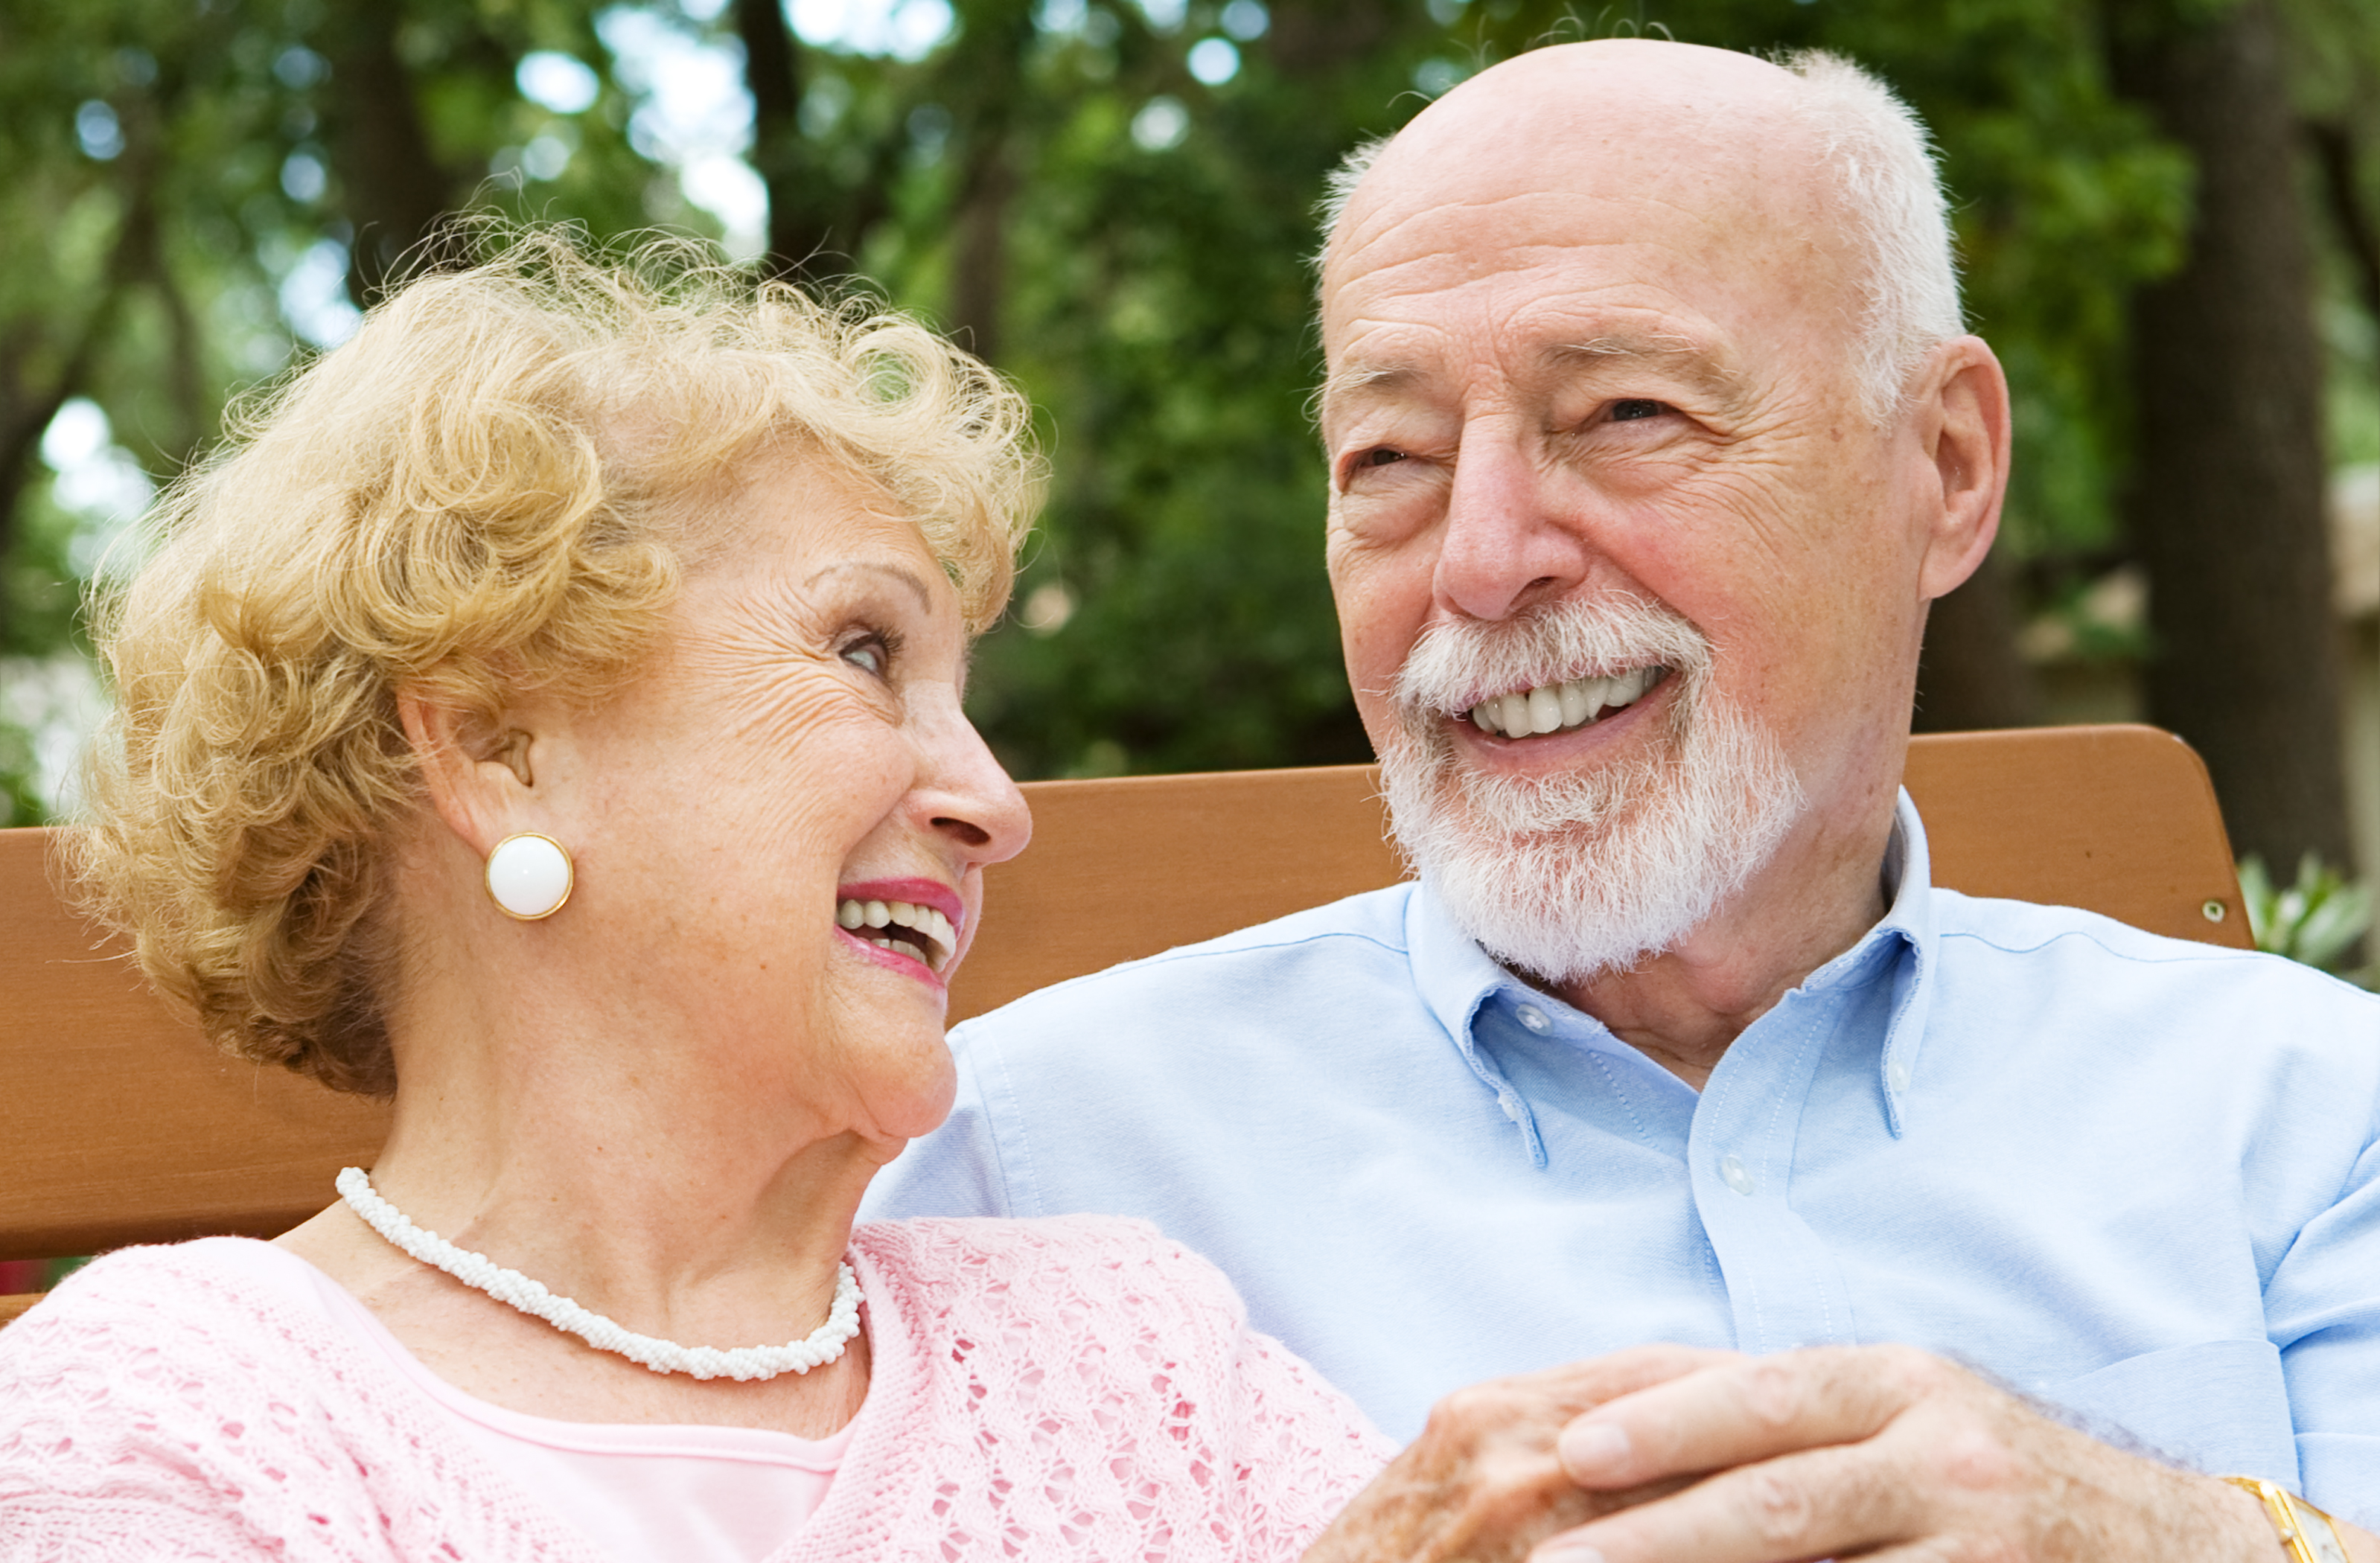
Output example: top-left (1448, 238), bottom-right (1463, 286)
top-left (485, 831), bottom-right (574, 921)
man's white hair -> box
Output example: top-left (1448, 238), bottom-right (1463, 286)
top-left (1315, 50), bottom-right (1963, 423)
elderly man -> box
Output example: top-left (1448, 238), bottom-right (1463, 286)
top-left (868, 39), bottom-right (2380, 1562)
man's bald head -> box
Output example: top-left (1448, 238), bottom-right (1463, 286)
top-left (1310, 37), bottom-right (2011, 993)
top-left (1318, 41), bottom-right (1961, 423)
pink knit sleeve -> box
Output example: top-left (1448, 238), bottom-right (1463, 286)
top-left (1043, 1222), bottom-right (1400, 1559)
top-left (1216, 1311), bottom-right (1401, 1559)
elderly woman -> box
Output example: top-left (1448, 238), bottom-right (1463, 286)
top-left (0, 233), bottom-right (1393, 1559)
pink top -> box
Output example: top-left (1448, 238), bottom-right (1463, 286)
top-left (214, 1240), bottom-right (849, 1561)
top-left (0, 1215), bottom-right (1394, 1562)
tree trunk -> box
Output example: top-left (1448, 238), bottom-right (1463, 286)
top-left (1912, 542), bottom-right (2041, 732)
top-left (322, 0), bottom-right (457, 304)
top-left (2304, 119), bottom-right (2380, 330)
top-left (737, 0), bottom-right (833, 281)
top-left (2105, 0), bottom-right (2352, 869)
top-left (940, 0), bottom-right (1036, 363)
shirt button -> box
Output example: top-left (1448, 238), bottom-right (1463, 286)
top-left (1516, 1004), bottom-right (1550, 1033)
top-left (1886, 1060), bottom-right (1912, 1093)
top-left (1720, 1154), bottom-right (1755, 1196)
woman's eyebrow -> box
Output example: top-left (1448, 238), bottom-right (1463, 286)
top-left (803, 560), bottom-right (937, 612)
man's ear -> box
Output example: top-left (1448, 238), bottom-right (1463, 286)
top-left (1910, 336), bottom-right (2013, 602)
top-left (397, 688), bottom-right (541, 860)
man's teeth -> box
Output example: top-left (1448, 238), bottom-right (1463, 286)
top-left (834, 898), bottom-right (958, 971)
top-left (1469, 667), bottom-right (1661, 738)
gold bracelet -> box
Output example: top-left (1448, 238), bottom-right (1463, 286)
top-left (2224, 1476), bottom-right (2350, 1563)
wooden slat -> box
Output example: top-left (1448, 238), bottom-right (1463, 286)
top-left (947, 723), bottom-right (2249, 1020)
top-left (0, 1294), bottom-right (39, 1326)
top-left (0, 829), bottom-right (391, 1262)
top-left (0, 723), bottom-right (2248, 1276)
top-left (1902, 725), bottom-right (2250, 947)
top-left (948, 764), bottom-right (1399, 1020)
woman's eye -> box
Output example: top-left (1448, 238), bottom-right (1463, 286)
top-left (1609, 399), bottom-right (1669, 423)
top-left (840, 635), bottom-right (890, 677)
top-left (1357, 447), bottom-right (1406, 469)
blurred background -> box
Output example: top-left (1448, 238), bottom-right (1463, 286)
top-left (0, 0), bottom-right (2373, 975)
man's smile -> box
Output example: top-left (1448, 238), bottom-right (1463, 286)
top-left (1462, 664), bottom-right (1671, 739)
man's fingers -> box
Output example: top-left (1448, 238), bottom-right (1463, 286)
top-left (1525, 1343), bottom-right (1746, 1418)
top-left (1528, 1442), bottom-right (1914, 1563)
top-left (1555, 1345), bottom-right (1942, 1489)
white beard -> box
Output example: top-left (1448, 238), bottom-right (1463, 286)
top-left (1379, 596), bottom-right (1807, 986)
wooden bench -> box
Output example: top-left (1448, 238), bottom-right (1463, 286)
top-left (0, 723), bottom-right (2250, 1325)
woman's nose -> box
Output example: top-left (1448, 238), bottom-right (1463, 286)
top-left (916, 689), bottom-right (1033, 867)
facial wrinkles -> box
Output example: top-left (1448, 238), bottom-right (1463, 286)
top-left (698, 593), bottom-right (896, 757)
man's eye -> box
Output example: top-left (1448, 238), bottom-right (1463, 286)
top-left (1609, 399), bottom-right (1669, 422)
top-left (1358, 447), bottom-right (1407, 467)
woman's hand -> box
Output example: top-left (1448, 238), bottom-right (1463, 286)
top-left (1303, 1346), bottom-right (1727, 1563)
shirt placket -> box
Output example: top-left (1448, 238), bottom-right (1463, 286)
top-left (1688, 986), bottom-right (1864, 1356)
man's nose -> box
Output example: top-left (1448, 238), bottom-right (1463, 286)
top-left (1432, 426), bottom-right (1590, 621)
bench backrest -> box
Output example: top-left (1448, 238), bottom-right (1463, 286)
top-left (0, 723), bottom-right (2248, 1320)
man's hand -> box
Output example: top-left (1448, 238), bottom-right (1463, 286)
top-left (1302, 1346), bottom-right (1726, 1563)
top-left (1528, 1344), bottom-right (2376, 1563)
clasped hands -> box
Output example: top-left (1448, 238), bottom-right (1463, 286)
top-left (1306, 1343), bottom-right (2338, 1563)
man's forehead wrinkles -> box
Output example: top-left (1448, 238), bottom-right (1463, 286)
top-left (1336, 186), bottom-right (1569, 275)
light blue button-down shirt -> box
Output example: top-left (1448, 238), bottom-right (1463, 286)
top-left (867, 795), bottom-right (2380, 1519)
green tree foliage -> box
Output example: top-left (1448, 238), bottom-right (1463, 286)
top-left (0, 0), bottom-right (2371, 814)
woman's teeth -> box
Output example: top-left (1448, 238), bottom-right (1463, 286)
top-left (1469, 667), bottom-right (1662, 738)
top-left (835, 898), bottom-right (957, 971)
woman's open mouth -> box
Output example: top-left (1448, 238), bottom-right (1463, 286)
top-left (835, 892), bottom-right (959, 974)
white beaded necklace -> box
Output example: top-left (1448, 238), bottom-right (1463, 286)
top-left (335, 1167), bottom-right (862, 1382)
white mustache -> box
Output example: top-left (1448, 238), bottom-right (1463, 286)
top-left (1389, 595), bottom-right (1711, 724)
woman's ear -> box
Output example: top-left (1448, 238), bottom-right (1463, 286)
top-left (397, 689), bottom-right (541, 859)
top-left (1910, 336), bottom-right (2013, 603)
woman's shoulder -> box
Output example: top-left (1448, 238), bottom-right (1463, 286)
top-left (0, 1238), bottom-right (599, 1559)
top-left (2, 1237), bottom-right (299, 1355)
top-left (0, 1238), bottom-right (354, 1436)
top-left (0, 1241), bottom-right (343, 1509)
top-left (852, 1212), bottom-right (1244, 1320)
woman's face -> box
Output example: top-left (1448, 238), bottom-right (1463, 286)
top-left (514, 455), bottom-right (1030, 1144)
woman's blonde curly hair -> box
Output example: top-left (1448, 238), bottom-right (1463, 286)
top-left (72, 226), bottom-right (1039, 1097)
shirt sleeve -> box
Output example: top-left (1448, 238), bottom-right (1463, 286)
top-left (2268, 1116), bottom-right (2380, 1527)
top-left (859, 1019), bottom-right (1018, 1222)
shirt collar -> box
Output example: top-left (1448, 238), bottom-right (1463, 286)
top-left (1403, 788), bottom-right (1942, 1139)
top-left (1406, 883), bottom-right (1550, 1165)
top-left (1798, 789), bottom-right (1936, 1136)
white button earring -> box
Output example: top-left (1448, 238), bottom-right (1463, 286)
top-left (485, 833), bottom-right (574, 920)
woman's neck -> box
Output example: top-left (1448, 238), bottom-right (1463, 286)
top-left (275, 982), bottom-right (892, 1436)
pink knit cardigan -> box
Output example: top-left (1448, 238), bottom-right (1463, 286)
top-left (0, 1215), bottom-right (1394, 1560)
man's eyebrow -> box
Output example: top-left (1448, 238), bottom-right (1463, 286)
top-left (1547, 335), bottom-right (1748, 402)
top-left (1315, 363), bottom-right (1421, 423)
top-left (1318, 334), bottom-right (1749, 423)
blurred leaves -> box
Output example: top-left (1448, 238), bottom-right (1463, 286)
top-left (0, 0), bottom-right (2371, 807)
top-left (2239, 853), bottom-right (2376, 984)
